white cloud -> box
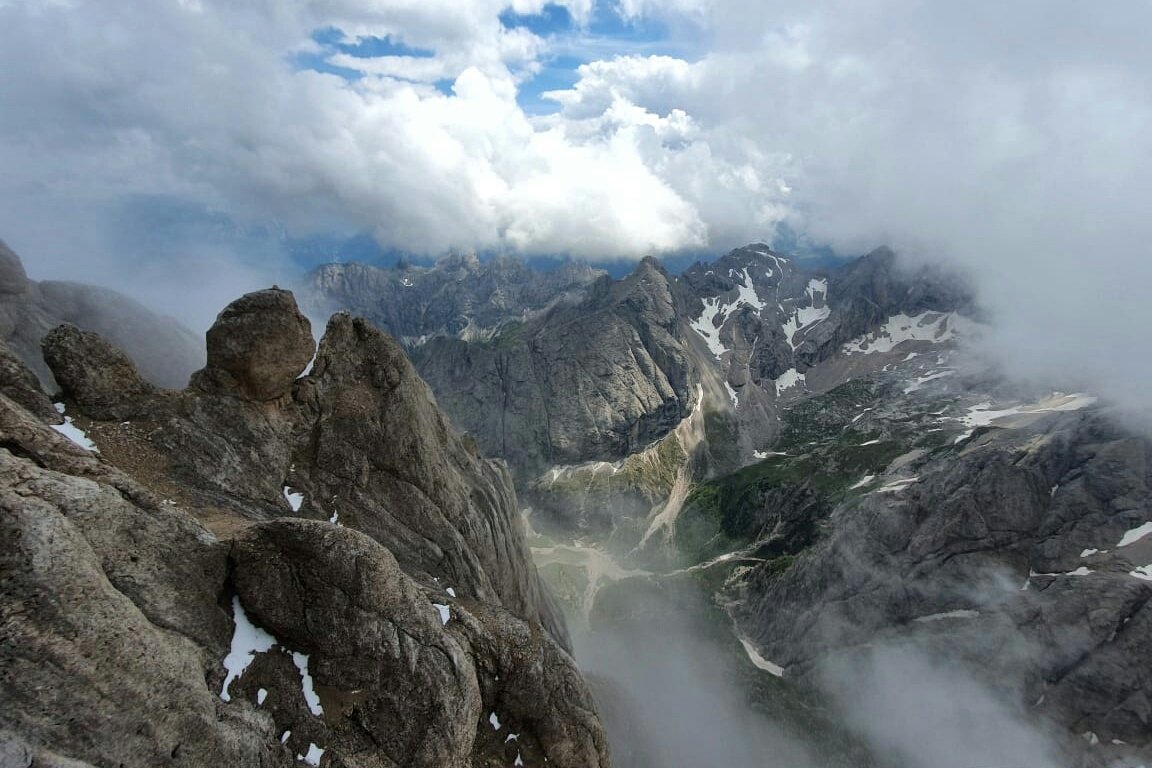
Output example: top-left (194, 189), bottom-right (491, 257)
top-left (2, 0), bottom-right (1152, 413)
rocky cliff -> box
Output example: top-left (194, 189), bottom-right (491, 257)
top-left (733, 404), bottom-right (1152, 755)
top-left (0, 289), bottom-right (609, 768)
top-left (414, 257), bottom-right (698, 480)
top-left (0, 239), bottom-right (204, 389)
top-left (300, 253), bottom-right (604, 346)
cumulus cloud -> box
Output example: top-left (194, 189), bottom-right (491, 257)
top-left (2, 0), bottom-right (1151, 412)
top-left (0, 0), bottom-right (732, 271)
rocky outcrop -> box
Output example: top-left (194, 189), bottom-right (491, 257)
top-left (0, 391), bottom-right (277, 768)
top-left (229, 519), bottom-right (607, 768)
top-left (41, 324), bottom-right (157, 420)
top-left (734, 409), bottom-right (1152, 750)
top-left (416, 257), bottom-right (697, 478)
top-left (0, 339), bottom-right (57, 422)
top-left (0, 238), bottom-right (204, 389)
top-left (191, 288), bottom-right (315, 402)
top-left (1, 288), bottom-right (606, 767)
top-left (301, 254), bottom-right (604, 347)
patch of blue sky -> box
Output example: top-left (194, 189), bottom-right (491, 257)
top-left (507, 1), bottom-right (703, 114)
top-left (516, 54), bottom-right (583, 115)
top-left (499, 4), bottom-right (575, 36)
top-left (293, 26), bottom-right (435, 80)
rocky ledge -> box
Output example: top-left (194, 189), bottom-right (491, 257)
top-left (0, 288), bottom-right (609, 768)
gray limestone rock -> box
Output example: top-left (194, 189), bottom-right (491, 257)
top-left (300, 254), bottom-right (604, 346)
top-left (0, 339), bottom-right (57, 422)
top-left (415, 257), bottom-right (696, 478)
top-left (231, 519), bottom-right (483, 768)
top-left (0, 393), bottom-right (288, 768)
top-left (1, 283), bottom-right (611, 768)
top-left (734, 411), bottom-right (1152, 748)
top-left (41, 323), bottom-right (158, 419)
top-left (0, 239), bottom-right (204, 389)
top-left (191, 288), bottom-right (314, 402)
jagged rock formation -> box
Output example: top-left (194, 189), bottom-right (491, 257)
top-left (304, 244), bottom-right (975, 547)
top-left (733, 408), bottom-right (1152, 752)
top-left (1, 288), bottom-right (608, 768)
top-left (0, 339), bottom-right (57, 422)
top-left (300, 254), bottom-right (604, 346)
top-left (191, 288), bottom-right (315, 401)
top-left (415, 257), bottom-right (698, 479)
top-left (308, 245), bottom-right (972, 482)
top-left (0, 238), bottom-right (204, 389)
top-left (41, 324), bottom-right (158, 420)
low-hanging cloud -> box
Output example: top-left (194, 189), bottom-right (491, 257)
top-left (2, 0), bottom-right (1151, 411)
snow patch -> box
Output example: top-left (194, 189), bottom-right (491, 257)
top-left (875, 477), bottom-right (919, 494)
top-left (914, 609), bottom-right (980, 623)
top-left (433, 603), bottom-right (450, 625)
top-left (733, 268), bottom-right (765, 311)
top-left (902, 370), bottom-right (956, 394)
top-left (514, 752), bottom-right (524, 766)
top-left (843, 312), bottom-right (963, 355)
top-left (283, 487), bottom-right (303, 512)
top-left (50, 404), bottom-right (98, 452)
top-left (257, 688), bottom-right (268, 705)
top-left (297, 351), bottom-right (316, 379)
top-left (1130, 565), bottom-right (1152, 581)
top-left (774, 368), bottom-right (805, 395)
top-left (446, 587), bottom-right (456, 598)
top-left (689, 295), bottom-right (729, 358)
top-left (725, 381), bottom-right (739, 408)
top-left (328, 510), bottom-right (339, 525)
top-left (849, 475), bottom-right (875, 490)
top-left (1080, 548), bottom-right (1100, 558)
top-left (220, 596), bottom-right (277, 702)
top-left (1118, 522), bottom-right (1152, 548)
top-left (489, 712), bottom-right (501, 730)
top-left (688, 269), bottom-right (765, 359)
top-left (292, 652), bottom-right (324, 717)
top-left (953, 392), bottom-right (1098, 442)
top-left (780, 303), bottom-right (830, 350)
top-left (738, 637), bottom-right (784, 677)
top-left (753, 450), bottom-right (787, 459)
top-left (298, 743), bottom-right (325, 766)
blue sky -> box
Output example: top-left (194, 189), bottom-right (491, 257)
top-left (296, 1), bottom-right (703, 113)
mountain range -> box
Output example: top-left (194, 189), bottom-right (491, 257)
top-left (1, 238), bottom-right (1149, 768)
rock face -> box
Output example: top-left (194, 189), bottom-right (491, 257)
top-left (0, 238), bottom-right (204, 389)
top-left (415, 257), bottom-right (697, 478)
top-left (0, 391), bottom-right (276, 768)
top-left (730, 406), bottom-right (1152, 754)
top-left (0, 339), bottom-right (57, 422)
top-left (308, 245), bottom-right (973, 488)
top-left (41, 324), bottom-right (158, 420)
top-left (192, 288), bottom-right (315, 401)
top-left (300, 254), bottom-right (604, 346)
top-left (0, 289), bottom-right (608, 768)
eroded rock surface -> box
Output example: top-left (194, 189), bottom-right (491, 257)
top-left (192, 288), bottom-right (315, 402)
top-left (0, 238), bottom-right (203, 389)
top-left (42, 323), bottom-right (158, 420)
top-left (734, 410), bottom-right (1152, 750)
top-left (0, 288), bottom-right (608, 768)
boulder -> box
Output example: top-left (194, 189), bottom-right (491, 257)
top-left (42, 323), bottom-right (157, 419)
top-left (192, 288), bottom-right (314, 401)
